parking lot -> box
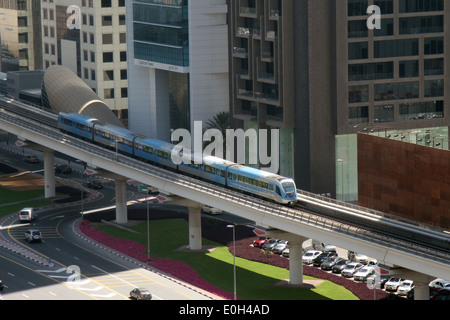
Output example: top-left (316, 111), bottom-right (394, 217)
top-left (251, 237), bottom-right (449, 300)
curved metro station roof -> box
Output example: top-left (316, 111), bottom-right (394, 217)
top-left (42, 65), bottom-right (125, 128)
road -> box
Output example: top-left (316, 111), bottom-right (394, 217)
top-left (1, 193), bottom-right (220, 300)
top-left (0, 144), bottom-right (221, 300)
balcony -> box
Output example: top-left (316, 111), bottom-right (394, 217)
top-left (255, 91), bottom-right (280, 106)
top-left (233, 46), bottom-right (248, 58)
top-left (257, 71), bottom-right (276, 84)
top-left (240, 6), bottom-right (257, 18)
top-left (269, 9), bottom-right (281, 20)
top-left (266, 31), bottom-right (278, 41)
top-left (236, 27), bottom-right (251, 37)
top-left (237, 89), bottom-right (254, 101)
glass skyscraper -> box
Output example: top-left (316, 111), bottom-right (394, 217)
top-left (132, 0), bottom-right (189, 67)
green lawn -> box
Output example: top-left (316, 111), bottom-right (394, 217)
top-left (92, 219), bottom-right (358, 300)
top-left (0, 186), bottom-right (52, 218)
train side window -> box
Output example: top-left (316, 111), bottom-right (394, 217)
top-left (275, 186), bottom-right (281, 196)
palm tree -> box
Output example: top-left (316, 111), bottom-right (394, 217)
top-left (203, 111), bottom-right (231, 158)
top-left (203, 111), bottom-right (231, 135)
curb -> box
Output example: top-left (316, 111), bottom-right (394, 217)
top-left (71, 218), bottom-right (225, 300)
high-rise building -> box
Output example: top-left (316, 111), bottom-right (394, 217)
top-left (41, 0), bottom-right (128, 122)
top-left (338, 0), bottom-right (447, 134)
top-left (229, 0), bottom-right (295, 179)
top-left (0, 0), bottom-right (42, 72)
top-left (230, 0), bottom-right (450, 200)
top-left (126, 0), bottom-right (229, 141)
top-left (335, 0), bottom-right (449, 201)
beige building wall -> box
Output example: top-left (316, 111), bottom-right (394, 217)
top-left (0, 1), bottom-right (42, 72)
top-left (41, 0), bottom-right (128, 121)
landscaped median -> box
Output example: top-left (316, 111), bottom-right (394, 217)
top-left (78, 216), bottom-right (363, 300)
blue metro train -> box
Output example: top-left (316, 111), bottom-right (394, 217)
top-left (57, 112), bottom-right (297, 205)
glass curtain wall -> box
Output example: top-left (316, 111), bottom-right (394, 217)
top-left (133, 0), bottom-right (189, 67)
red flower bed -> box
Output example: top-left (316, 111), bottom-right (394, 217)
top-left (79, 221), bottom-right (236, 300)
top-left (229, 237), bottom-right (389, 300)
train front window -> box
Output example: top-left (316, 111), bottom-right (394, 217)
top-left (282, 182), bottom-right (295, 193)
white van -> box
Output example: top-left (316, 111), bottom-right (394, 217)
top-left (19, 208), bottom-right (36, 222)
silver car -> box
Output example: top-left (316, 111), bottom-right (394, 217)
top-left (24, 229), bottom-right (42, 243)
top-left (341, 262), bottom-right (363, 278)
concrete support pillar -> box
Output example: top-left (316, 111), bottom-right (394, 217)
top-left (414, 282), bottom-right (430, 300)
top-left (288, 236), bottom-right (308, 285)
top-left (267, 229), bottom-right (308, 286)
top-left (395, 269), bottom-right (434, 300)
top-left (188, 206), bottom-right (202, 250)
top-left (115, 178), bottom-right (128, 224)
top-left (43, 150), bottom-right (55, 198)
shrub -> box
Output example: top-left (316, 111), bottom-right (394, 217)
top-left (228, 236), bottom-right (388, 300)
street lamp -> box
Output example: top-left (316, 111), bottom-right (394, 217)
top-left (146, 187), bottom-right (151, 262)
top-left (227, 224), bottom-right (236, 300)
top-left (76, 160), bottom-right (85, 224)
top-left (337, 159), bottom-right (344, 202)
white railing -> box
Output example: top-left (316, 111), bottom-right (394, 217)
top-left (0, 108), bottom-right (449, 266)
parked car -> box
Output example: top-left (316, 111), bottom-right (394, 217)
top-left (429, 279), bottom-right (450, 290)
top-left (55, 164), bottom-right (72, 174)
top-left (252, 237), bottom-right (270, 248)
top-left (312, 240), bottom-right (337, 252)
top-left (408, 286), bottom-right (441, 300)
top-left (262, 239), bottom-right (279, 251)
top-left (201, 205), bottom-right (222, 215)
top-left (348, 251), bottom-right (369, 264)
top-left (272, 240), bottom-right (288, 254)
top-left (313, 251), bottom-right (338, 267)
top-left (367, 259), bottom-right (378, 266)
top-left (19, 207), bottom-right (36, 222)
top-left (384, 277), bottom-right (404, 292)
top-left (129, 288), bottom-right (152, 300)
top-left (332, 259), bottom-right (351, 274)
top-left (353, 266), bottom-right (376, 282)
top-left (302, 250), bottom-right (322, 264)
top-left (24, 229), bottom-right (42, 243)
top-left (281, 246), bottom-right (290, 258)
top-left (87, 181), bottom-right (103, 189)
top-left (397, 280), bottom-right (414, 296)
top-left (379, 275), bottom-right (390, 289)
top-left (23, 155), bottom-right (40, 163)
top-left (341, 262), bottom-right (364, 278)
top-left (320, 256), bottom-right (344, 271)
top-left (430, 288), bottom-right (450, 300)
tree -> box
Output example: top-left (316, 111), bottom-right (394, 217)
top-left (203, 111), bottom-right (231, 135)
top-left (203, 111), bottom-right (231, 158)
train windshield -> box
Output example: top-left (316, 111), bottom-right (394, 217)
top-left (281, 181), bottom-right (295, 193)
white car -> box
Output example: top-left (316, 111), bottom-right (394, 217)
top-left (397, 280), bottom-right (414, 296)
top-left (19, 207), bottom-right (36, 222)
top-left (201, 205), bottom-right (222, 215)
top-left (385, 277), bottom-right (404, 292)
top-left (353, 266), bottom-right (376, 282)
top-left (429, 279), bottom-right (450, 289)
top-left (302, 250), bottom-right (322, 264)
top-left (341, 262), bottom-right (364, 278)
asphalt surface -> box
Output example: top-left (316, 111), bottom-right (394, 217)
top-left (0, 140), bottom-right (224, 300)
